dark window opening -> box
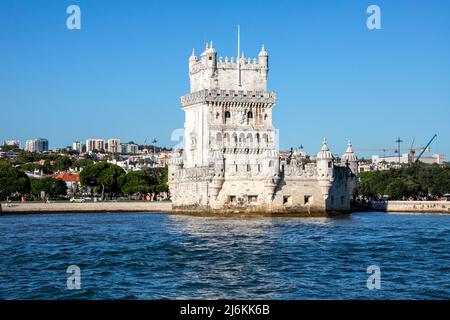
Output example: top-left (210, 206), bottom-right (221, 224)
top-left (304, 195), bottom-right (311, 204)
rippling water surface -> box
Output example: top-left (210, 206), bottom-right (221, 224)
top-left (1, 212), bottom-right (450, 299)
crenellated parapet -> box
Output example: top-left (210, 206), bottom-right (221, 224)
top-left (188, 43), bottom-right (269, 93)
top-left (190, 56), bottom-right (265, 74)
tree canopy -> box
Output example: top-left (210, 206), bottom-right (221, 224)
top-left (357, 163), bottom-right (450, 199)
top-left (118, 167), bottom-right (168, 195)
top-left (0, 161), bottom-right (31, 199)
top-left (80, 162), bottom-right (125, 198)
top-left (30, 177), bottom-right (67, 198)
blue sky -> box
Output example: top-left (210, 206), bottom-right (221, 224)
top-left (0, 0), bottom-right (449, 158)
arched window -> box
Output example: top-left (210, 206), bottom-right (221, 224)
top-left (262, 133), bottom-right (269, 146)
top-left (247, 164), bottom-right (251, 172)
top-left (269, 160), bottom-right (274, 168)
top-left (223, 133), bottom-right (230, 147)
top-left (256, 133), bottom-right (260, 144)
top-left (247, 111), bottom-right (253, 125)
top-left (246, 133), bottom-right (253, 147)
top-left (216, 132), bottom-right (222, 146)
top-left (239, 133), bottom-right (245, 145)
top-left (224, 111), bottom-right (231, 124)
top-left (232, 133), bottom-right (238, 146)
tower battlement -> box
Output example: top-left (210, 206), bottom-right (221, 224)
top-left (188, 42), bottom-right (269, 93)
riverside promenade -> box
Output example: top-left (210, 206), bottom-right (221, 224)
top-left (0, 201), bottom-right (172, 214)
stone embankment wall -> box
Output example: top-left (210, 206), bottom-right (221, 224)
top-left (385, 201), bottom-right (450, 214)
top-left (0, 201), bottom-right (172, 214)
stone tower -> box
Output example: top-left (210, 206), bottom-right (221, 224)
top-left (169, 40), bottom-right (358, 215)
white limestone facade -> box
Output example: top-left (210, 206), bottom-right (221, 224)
top-left (169, 42), bottom-right (358, 215)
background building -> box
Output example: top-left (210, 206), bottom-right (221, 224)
top-left (86, 139), bottom-right (105, 153)
top-left (107, 139), bottom-right (121, 153)
top-left (372, 153), bottom-right (445, 165)
top-left (72, 141), bottom-right (82, 153)
top-left (121, 143), bottom-right (139, 154)
top-left (4, 139), bottom-right (21, 148)
top-left (25, 138), bottom-right (48, 153)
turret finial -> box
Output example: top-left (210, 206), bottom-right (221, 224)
top-left (259, 44), bottom-right (268, 57)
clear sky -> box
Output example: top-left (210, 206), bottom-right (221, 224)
top-left (1, 0), bottom-right (449, 158)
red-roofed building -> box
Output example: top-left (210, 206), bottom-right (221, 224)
top-left (53, 173), bottom-right (80, 195)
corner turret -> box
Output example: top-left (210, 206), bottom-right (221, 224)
top-left (189, 49), bottom-right (198, 72)
top-left (258, 45), bottom-right (269, 80)
top-left (316, 138), bottom-right (334, 199)
top-left (200, 41), bottom-right (217, 68)
top-left (341, 140), bottom-right (358, 176)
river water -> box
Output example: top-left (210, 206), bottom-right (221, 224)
top-left (1, 212), bottom-right (450, 299)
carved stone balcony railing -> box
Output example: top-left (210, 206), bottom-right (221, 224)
top-left (181, 89), bottom-right (277, 107)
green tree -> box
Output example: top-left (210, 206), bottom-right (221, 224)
top-left (357, 162), bottom-right (450, 199)
top-left (385, 180), bottom-right (408, 199)
top-left (118, 167), bottom-right (169, 195)
top-left (30, 177), bottom-right (67, 198)
top-left (53, 156), bottom-right (73, 172)
top-left (14, 151), bottom-right (39, 165)
top-left (80, 162), bottom-right (125, 198)
top-left (0, 161), bottom-right (31, 199)
top-left (20, 162), bottom-right (44, 173)
top-left (119, 171), bottom-right (151, 195)
top-left (73, 158), bottom-right (94, 169)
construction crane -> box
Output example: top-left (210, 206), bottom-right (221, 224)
top-left (415, 134), bottom-right (438, 163)
top-left (408, 138), bottom-right (432, 163)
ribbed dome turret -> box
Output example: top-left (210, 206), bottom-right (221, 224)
top-left (341, 141), bottom-right (357, 162)
top-left (316, 138), bottom-right (333, 159)
top-left (259, 45), bottom-right (268, 57)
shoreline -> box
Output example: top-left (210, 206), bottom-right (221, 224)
top-left (1, 200), bottom-right (449, 215)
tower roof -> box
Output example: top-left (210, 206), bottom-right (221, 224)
top-left (201, 41), bottom-right (216, 56)
top-left (317, 138), bottom-right (333, 159)
top-left (259, 45), bottom-right (268, 57)
top-left (342, 140), bottom-right (358, 162)
top-left (189, 49), bottom-right (197, 61)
